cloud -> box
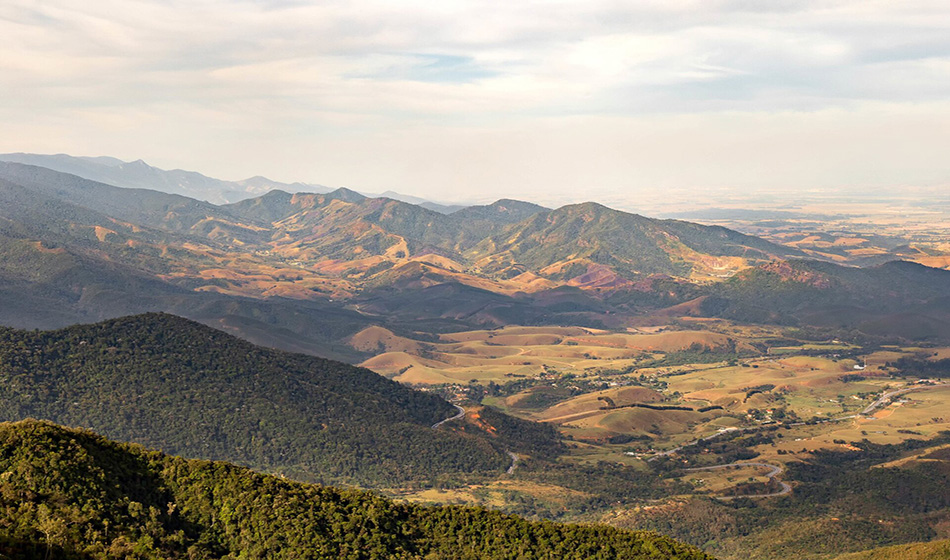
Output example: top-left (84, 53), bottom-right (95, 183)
top-left (0, 0), bottom-right (948, 198)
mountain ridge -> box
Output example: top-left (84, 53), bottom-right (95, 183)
top-left (0, 152), bottom-right (467, 209)
top-left (2, 161), bottom-right (950, 357)
top-left (0, 313), bottom-right (536, 486)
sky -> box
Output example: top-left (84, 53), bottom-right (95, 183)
top-left (1, 0), bottom-right (949, 205)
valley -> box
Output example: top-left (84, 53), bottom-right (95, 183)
top-left (660, 192), bottom-right (950, 272)
top-left (348, 320), bottom-right (950, 558)
top-left (6, 2), bottom-right (950, 558)
top-left (2, 161), bottom-right (950, 559)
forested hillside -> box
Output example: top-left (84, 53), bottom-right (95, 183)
top-left (0, 420), bottom-right (712, 560)
top-left (0, 314), bottom-right (515, 486)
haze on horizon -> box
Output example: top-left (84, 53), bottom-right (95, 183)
top-left (2, 0), bottom-right (949, 207)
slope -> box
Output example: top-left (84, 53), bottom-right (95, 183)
top-left (0, 314), bottom-right (516, 486)
top-left (466, 202), bottom-right (801, 286)
top-left (0, 419), bottom-right (711, 560)
top-left (833, 539), bottom-right (950, 560)
top-left (704, 259), bottom-right (950, 336)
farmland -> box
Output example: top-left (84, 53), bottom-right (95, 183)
top-left (356, 320), bottom-right (950, 503)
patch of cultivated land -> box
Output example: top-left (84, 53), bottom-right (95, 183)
top-left (358, 320), bottom-right (950, 507)
top-left (356, 324), bottom-right (750, 384)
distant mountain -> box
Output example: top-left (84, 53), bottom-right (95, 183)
top-left (0, 152), bottom-right (330, 204)
top-left (0, 152), bottom-right (471, 213)
top-left (0, 313), bottom-right (533, 486)
top-left (3, 160), bottom-right (950, 351)
top-left (451, 198), bottom-right (549, 224)
top-left (0, 157), bottom-right (792, 290)
top-left (0, 163), bottom-right (554, 355)
top-left (0, 419), bottom-right (710, 559)
top-left (375, 189), bottom-right (469, 214)
top-left (704, 259), bottom-right (950, 337)
top-left (222, 187), bottom-right (530, 269)
top-left (465, 202), bottom-right (800, 287)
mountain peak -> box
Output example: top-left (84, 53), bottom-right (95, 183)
top-left (557, 200), bottom-right (612, 213)
top-left (451, 198), bottom-right (548, 225)
top-left (488, 198), bottom-right (548, 211)
top-left (239, 175), bottom-right (272, 184)
top-left (327, 186), bottom-right (367, 203)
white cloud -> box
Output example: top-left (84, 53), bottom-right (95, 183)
top-left (0, 0), bottom-right (948, 200)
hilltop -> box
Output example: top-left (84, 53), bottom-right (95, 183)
top-left (0, 313), bottom-right (533, 486)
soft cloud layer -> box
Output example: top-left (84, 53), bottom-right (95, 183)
top-left (1, 0), bottom-right (948, 203)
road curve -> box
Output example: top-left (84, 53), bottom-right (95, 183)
top-left (431, 404), bottom-right (466, 429)
top-left (682, 461), bottom-right (792, 499)
top-left (506, 451), bottom-right (520, 474)
top-left (860, 383), bottom-right (948, 416)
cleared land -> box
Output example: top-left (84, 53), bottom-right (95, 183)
top-left (358, 320), bottom-right (950, 504)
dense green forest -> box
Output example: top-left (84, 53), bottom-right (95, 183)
top-left (0, 420), bottom-right (712, 560)
top-left (0, 314), bottom-right (516, 486)
top-left (889, 356), bottom-right (950, 378)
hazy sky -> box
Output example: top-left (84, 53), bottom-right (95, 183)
top-left (2, 0), bottom-right (949, 204)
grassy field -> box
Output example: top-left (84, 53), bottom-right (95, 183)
top-left (354, 324), bottom-right (749, 384)
top-left (356, 319), bottom-right (950, 544)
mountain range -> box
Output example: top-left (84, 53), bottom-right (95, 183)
top-left (2, 159), bottom-right (950, 359)
top-left (5, 154), bottom-right (950, 560)
top-left (0, 152), bottom-right (466, 211)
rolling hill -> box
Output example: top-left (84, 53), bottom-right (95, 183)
top-left (0, 313), bottom-right (535, 486)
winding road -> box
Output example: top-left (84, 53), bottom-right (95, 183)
top-left (643, 383), bottom-right (948, 499)
top-left (506, 451), bottom-right (520, 474)
top-left (859, 383), bottom-right (947, 415)
top-left (682, 461), bottom-right (792, 499)
top-left (430, 404), bottom-right (521, 475)
top-left (431, 404), bottom-right (466, 429)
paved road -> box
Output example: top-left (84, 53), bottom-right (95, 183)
top-left (506, 451), bottom-right (520, 474)
top-left (644, 383), bottom-right (949, 498)
top-left (431, 404), bottom-right (466, 429)
top-left (682, 461), bottom-right (792, 499)
top-left (860, 383), bottom-right (948, 415)
top-left (648, 426), bottom-right (762, 461)
top-left (429, 405), bottom-right (521, 475)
